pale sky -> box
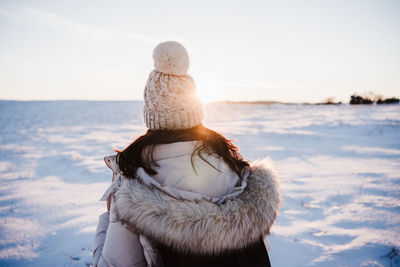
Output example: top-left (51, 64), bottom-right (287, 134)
top-left (0, 0), bottom-right (399, 103)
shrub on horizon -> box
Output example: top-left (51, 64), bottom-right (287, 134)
top-left (317, 97), bottom-right (342, 105)
top-left (350, 95), bottom-right (373, 105)
top-left (376, 97), bottom-right (400, 104)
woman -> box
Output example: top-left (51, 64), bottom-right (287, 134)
top-left (93, 41), bottom-right (281, 267)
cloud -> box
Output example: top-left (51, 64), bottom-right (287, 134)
top-left (0, 4), bottom-right (158, 44)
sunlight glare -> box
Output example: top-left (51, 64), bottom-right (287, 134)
top-left (196, 76), bottom-right (223, 103)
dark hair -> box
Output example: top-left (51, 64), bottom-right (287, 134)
top-left (116, 124), bottom-right (249, 179)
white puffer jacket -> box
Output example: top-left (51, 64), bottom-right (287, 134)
top-left (93, 141), bottom-right (281, 267)
top-left (93, 141), bottom-right (252, 267)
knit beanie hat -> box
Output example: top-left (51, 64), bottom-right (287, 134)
top-left (143, 41), bottom-right (204, 130)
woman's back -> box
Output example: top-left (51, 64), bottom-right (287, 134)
top-left (150, 141), bottom-right (240, 198)
top-left (92, 41), bottom-right (281, 267)
top-left (157, 237), bottom-right (271, 267)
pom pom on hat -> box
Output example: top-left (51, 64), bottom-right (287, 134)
top-left (152, 41), bottom-right (190, 75)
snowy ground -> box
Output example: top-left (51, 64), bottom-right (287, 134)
top-left (0, 101), bottom-right (399, 266)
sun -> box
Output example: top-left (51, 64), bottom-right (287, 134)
top-left (196, 77), bottom-right (222, 103)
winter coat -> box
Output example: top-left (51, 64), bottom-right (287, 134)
top-left (93, 141), bottom-right (281, 267)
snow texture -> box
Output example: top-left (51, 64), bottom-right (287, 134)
top-left (0, 100), bottom-right (399, 266)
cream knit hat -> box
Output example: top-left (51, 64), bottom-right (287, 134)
top-left (143, 41), bottom-right (204, 130)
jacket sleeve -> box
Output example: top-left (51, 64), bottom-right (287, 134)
top-left (93, 204), bottom-right (147, 267)
top-left (93, 211), bottom-right (110, 267)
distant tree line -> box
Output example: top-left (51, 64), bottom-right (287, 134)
top-left (350, 94), bottom-right (399, 105)
top-left (318, 93), bottom-right (399, 105)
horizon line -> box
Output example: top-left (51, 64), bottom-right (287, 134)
top-left (0, 98), bottom-right (364, 105)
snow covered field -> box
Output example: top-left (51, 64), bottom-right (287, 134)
top-left (0, 100), bottom-right (399, 266)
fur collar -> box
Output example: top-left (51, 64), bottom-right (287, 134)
top-left (112, 158), bottom-right (282, 255)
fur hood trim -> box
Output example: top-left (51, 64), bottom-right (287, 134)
top-left (113, 158), bottom-right (282, 255)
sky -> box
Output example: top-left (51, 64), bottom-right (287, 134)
top-left (0, 0), bottom-right (399, 103)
